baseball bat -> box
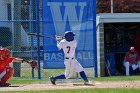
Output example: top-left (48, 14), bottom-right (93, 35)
top-left (28, 33), bottom-right (56, 40)
top-left (28, 33), bottom-right (65, 41)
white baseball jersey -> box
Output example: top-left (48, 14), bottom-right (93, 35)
top-left (57, 39), bottom-right (84, 79)
top-left (57, 39), bottom-right (76, 58)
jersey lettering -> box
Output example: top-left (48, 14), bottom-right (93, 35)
top-left (66, 46), bottom-right (71, 54)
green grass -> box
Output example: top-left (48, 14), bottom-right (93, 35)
top-left (93, 75), bottom-right (140, 81)
top-left (2, 68), bottom-right (140, 93)
top-left (8, 75), bottom-right (140, 84)
top-left (0, 76), bottom-right (140, 93)
top-left (9, 68), bottom-right (65, 84)
top-left (1, 88), bottom-right (140, 93)
top-left (20, 68), bottom-right (65, 79)
top-left (9, 78), bottom-right (42, 84)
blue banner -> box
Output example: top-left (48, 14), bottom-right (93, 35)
top-left (42, 0), bottom-right (96, 68)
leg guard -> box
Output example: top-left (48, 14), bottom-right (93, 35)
top-left (125, 62), bottom-right (130, 76)
top-left (0, 67), bottom-right (14, 84)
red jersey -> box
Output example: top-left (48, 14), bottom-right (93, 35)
top-left (0, 57), bottom-right (14, 73)
top-left (125, 51), bottom-right (140, 64)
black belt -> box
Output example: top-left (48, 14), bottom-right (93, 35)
top-left (65, 57), bottom-right (74, 59)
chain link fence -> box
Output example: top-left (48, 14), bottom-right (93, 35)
top-left (0, 0), bottom-right (43, 79)
top-left (0, 0), bottom-right (81, 80)
top-left (0, 0), bottom-right (96, 82)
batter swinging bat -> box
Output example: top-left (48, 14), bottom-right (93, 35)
top-left (28, 33), bottom-right (65, 41)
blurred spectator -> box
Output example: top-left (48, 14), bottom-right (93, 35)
top-left (124, 46), bottom-right (140, 76)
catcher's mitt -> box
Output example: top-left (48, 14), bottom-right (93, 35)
top-left (29, 60), bottom-right (38, 69)
top-left (22, 60), bottom-right (38, 69)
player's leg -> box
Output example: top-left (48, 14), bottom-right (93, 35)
top-left (50, 66), bottom-right (73, 85)
top-left (125, 61), bottom-right (130, 76)
top-left (49, 59), bottom-right (70, 85)
top-left (0, 67), bottom-right (14, 87)
top-left (53, 74), bottom-right (66, 79)
top-left (64, 59), bottom-right (75, 79)
top-left (50, 74), bottom-right (66, 85)
top-left (74, 59), bottom-right (89, 84)
top-left (132, 64), bottom-right (139, 70)
top-left (79, 71), bottom-right (89, 83)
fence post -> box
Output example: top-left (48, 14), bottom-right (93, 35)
top-left (36, 0), bottom-right (41, 79)
top-left (11, 50), bottom-right (21, 77)
top-left (12, 0), bottom-right (21, 77)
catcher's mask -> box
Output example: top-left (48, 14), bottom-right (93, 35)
top-left (0, 48), bottom-right (10, 60)
top-left (64, 31), bottom-right (75, 41)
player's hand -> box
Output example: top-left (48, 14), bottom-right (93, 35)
top-left (55, 35), bottom-right (65, 41)
top-left (22, 59), bottom-right (26, 63)
top-left (132, 61), bottom-right (137, 64)
top-left (25, 60), bottom-right (38, 70)
top-left (22, 60), bottom-right (38, 70)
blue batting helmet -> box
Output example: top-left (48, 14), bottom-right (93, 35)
top-left (64, 31), bottom-right (75, 41)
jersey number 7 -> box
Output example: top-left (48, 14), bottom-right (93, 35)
top-left (66, 46), bottom-right (71, 54)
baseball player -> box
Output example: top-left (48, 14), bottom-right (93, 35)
top-left (0, 48), bottom-right (35, 87)
top-left (124, 46), bottom-right (140, 76)
top-left (50, 31), bottom-right (89, 85)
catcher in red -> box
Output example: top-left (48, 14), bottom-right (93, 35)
top-left (0, 48), bottom-right (37, 87)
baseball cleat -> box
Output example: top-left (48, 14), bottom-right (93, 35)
top-left (84, 81), bottom-right (89, 85)
top-left (0, 83), bottom-right (11, 87)
top-left (49, 76), bottom-right (56, 85)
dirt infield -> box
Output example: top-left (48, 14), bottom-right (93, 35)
top-left (0, 81), bottom-right (140, 91)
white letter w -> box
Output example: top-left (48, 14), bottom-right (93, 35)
top-left (47, 2), bottom-right (87, 35)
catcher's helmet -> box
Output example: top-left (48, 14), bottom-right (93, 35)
top-left (64, 31), bottom-right (75, 41)
top-left (0, 48), bottom-right (10, 60)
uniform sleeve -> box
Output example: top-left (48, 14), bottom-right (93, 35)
top-left (0, 57), bottom-right (14, 70)
top-left (57, 41), bottom-right (63, 49)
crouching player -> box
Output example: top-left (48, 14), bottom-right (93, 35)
top-left (49, 31), bottom-right (89, 85)
top-left (0, 48), bottom-right (24, 87)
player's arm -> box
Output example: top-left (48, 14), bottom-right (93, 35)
top-left (13, 58), bottom-right (24, 62)
top-left (57, 41), bottom-right (63, 50)
top-left (12, 58), bottom-right (38, 69)
top-left (55, 35), bottom-right (64, 42)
